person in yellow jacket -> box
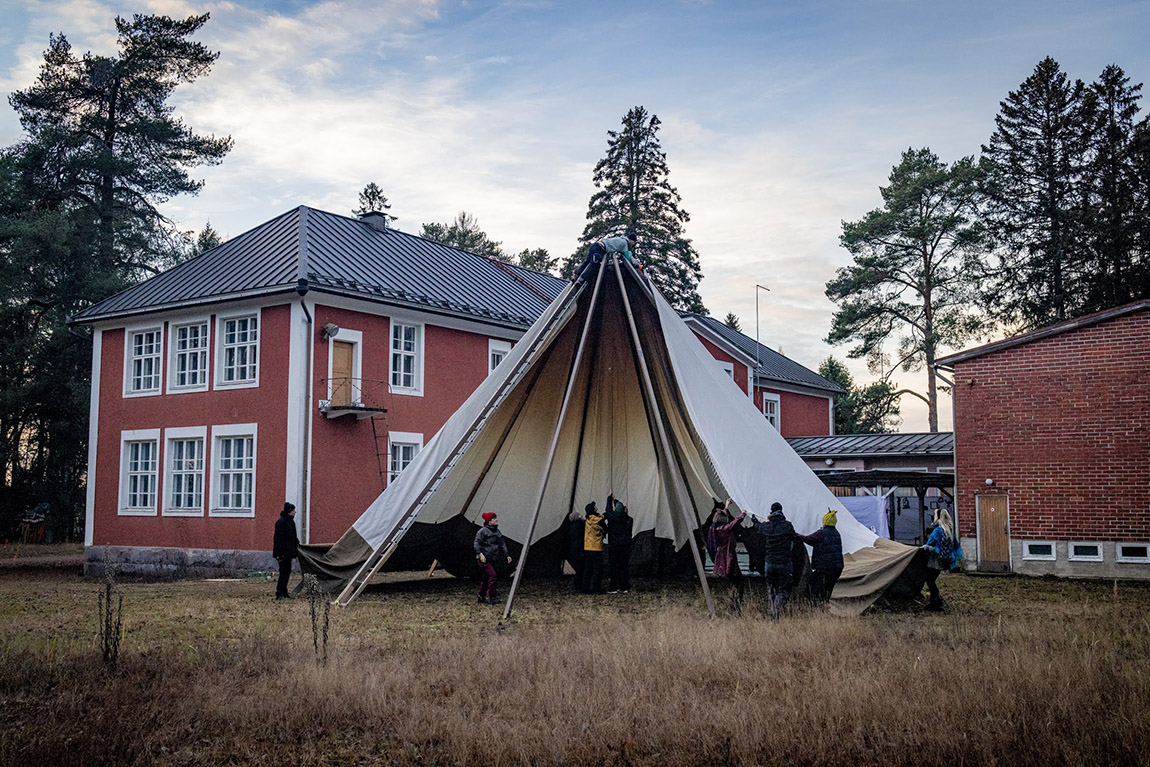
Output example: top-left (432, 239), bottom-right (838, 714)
top-left (581, 499), bottom-right (608, 594)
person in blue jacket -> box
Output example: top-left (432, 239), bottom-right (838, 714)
top-left (797, 510), bottom-right (844, 607)
top-left (922, 508), bottom-right (959, 611)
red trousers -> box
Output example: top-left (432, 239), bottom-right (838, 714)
top-left (477, 560), bottom-right (497, 597)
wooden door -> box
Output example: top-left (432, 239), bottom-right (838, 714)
top-left (331, 341), bottom-right (354, 407)
top-left (977, 494), bottom-right (1010, 572)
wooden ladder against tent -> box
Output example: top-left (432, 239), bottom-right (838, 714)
top-left (334, 281), bottom-right (587, 605)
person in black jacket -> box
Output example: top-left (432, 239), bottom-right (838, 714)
top-left (605, 493), bottom-right (633, 593)
top-left (797, 510), bottom-right (844, 607)
top-left (761, 502), bottom-right (796, 616)
top-left (473, 512), bottom-right (512, 604)
top-left (567, 508), bottom-right (587, 592)
top-left (273, 502), bottom-right (299, 599)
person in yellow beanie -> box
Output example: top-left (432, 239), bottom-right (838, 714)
top-left (797, 508), bottom-right (844, 607)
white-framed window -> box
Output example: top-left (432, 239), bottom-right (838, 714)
top-left (489, 339), bottom-right (512, 375)
top-left (1022, 540), bottom-right (1057, 561)
top-left (118, 429), bottom-right (160, 515)
top-left (388, 431), bottom-right (423, 484)
top-left (168, 321), bottom-right (210, 393)
top-left (718, 361), bottom-right (734, 379)
top-left (1116, 543), bottom-right (1150, 564)
top-left (1068, 542), bottom-right (1103, 562)
top-left (215, 312), bottom-right (259, 388)
top-left (124, 326), bottom-right (163, 396)
top-left (389, 322), bottom-right (423, 395)
top-left (163, 426), bottom-right (206, 516)
top-left (762, 392), bottom-right (781, 429)
top-left (211, 423), bottom-right (257, 516)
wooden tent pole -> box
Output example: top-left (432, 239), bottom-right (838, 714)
top-left (610, 256), bottom-right (716, 617)
top-left (501, 260), bottom-right (609, 620)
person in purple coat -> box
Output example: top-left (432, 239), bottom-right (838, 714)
top-left (709, 498), bottom-right (746, 612)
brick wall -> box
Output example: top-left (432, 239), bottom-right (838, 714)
top-left (952, 308), bottom-right (1150, 542)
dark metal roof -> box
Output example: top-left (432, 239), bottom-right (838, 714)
top-left (786, 432), bottom-right (954, 458)
top-left (72, 206), bottom-right (568, 328)
top-left (679, 313), bottom-right (844, 394)
top-left (935, 299), bottom-right (1150, 367)
top-left (815, 470), bottom-right (954, 489)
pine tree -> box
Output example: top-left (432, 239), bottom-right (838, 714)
top-left (420, 211), bottom-right (508, 261)
top-left (981, 57), bottom-right (1091, 328)
top-left (1, 13), bottom-right (230, 538)
top-left (194, 222), bottom-right (223, 255)
top-left (515, 248), bottom-right (558, 274)
top-left (722, 312), bottom-right (741, 332)
top-left (817, 357), bottom-right (901, 434)
top-left (826, 148), bottom-right (987, 432)
top-left (1081, 65), bottom-right (1146, 311)
top-left (571, 106), bottom-right (705, 313)
top-left (353, 182), bottom-right (396, 226)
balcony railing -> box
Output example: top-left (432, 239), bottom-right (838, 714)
top-left (318, 378), bottom-right (388, 419)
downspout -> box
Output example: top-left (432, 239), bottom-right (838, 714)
top-left (934, 361), bottom-right (959, 562)
top-left (296, 278), bottom-right (312, 543)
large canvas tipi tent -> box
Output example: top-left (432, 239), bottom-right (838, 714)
top-left (299, 256), bottom-right (918, 615)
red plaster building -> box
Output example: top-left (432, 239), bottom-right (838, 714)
top-left (74, 206), bottom-right (839, 574)
top-left (936, 300), bottom-right (1150, 579)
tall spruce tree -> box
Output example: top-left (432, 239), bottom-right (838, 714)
top-left (981, 57), bottom-right (1091, 329)
top-left (571, 106), bottom-right (706, 313)
top-left (0, 13), bottom-right (230, 537)
top-left (826, 148), bottom-right (987, 432)
top-left (1081, 64), bottom-right (1147, 311)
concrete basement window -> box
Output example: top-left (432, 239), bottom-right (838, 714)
top-left (1068, 542), bottom-right (1103, 562)
top-left (1116, 543), bottom-right (1150, 564)
top-left (1022, 541), bottom-right (1056, 561)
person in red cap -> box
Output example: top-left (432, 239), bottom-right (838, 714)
top-left (473, 512), bottom-right (512, 604)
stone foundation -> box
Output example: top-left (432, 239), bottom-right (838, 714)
top-left (85, 545), bottom-right (286, 578)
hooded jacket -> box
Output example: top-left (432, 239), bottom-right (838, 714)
top-left (273, 512), bottom-right (299, 559)
top-left (762, 509), bottom-right (796, 568)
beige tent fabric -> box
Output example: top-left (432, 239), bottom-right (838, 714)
top-left (301, 259), bottom-right (920, 613)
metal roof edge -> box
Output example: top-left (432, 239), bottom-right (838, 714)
top-left (305, 286), bottom-right (535, 331)
top-left (936, 299), bottom-right (1150, 367)
top-left (69, 285), bottom-right (301, 325)
top-left (681, 316), bottom-right (759, 366)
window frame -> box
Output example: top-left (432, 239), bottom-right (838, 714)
top-left (123, 324), bottom-right (164, 397)
top-left (326, 328), bottom-right (363, 404)
top-left (210, 423), bottom-right (258, 517)
top-left (1116, 543), bottom-right (1150, 564)
top-left (167, 319), bottom-right (211, 394)
top-left (717, 360), bottom-right (735, 379)
top-left (488, 339), bottom-right (512, 375)
top-left (388, 321), bottom-right (424, 396)
top-left (1067, 541), bottom-right (1104, 563)
top-left (118, 428), bottom-right (161, 516)
top-left (163, 426), bottom-right (207, 517)
top-left (762, 391), bottom-right (781, 429)
top-left (387, 431), bottom-right (423, 484)
top-left (1021, 540), bottom-right (1057, 561)
top-left (214, 310), bottom-right (261, 390)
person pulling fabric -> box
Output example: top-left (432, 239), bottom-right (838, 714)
top-left (797, 510), bottom-right (844, 607)
top-left (762, 502), bottom-right (797, 616)
top-left (605, 493), bottom-right (633, 593)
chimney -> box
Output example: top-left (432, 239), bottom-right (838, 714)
top-left (359, 211), bottom-right (389, 232)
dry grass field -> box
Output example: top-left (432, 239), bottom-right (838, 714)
top-left (1, 557), bottom-right (1149, 767)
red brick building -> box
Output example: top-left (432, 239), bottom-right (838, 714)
top-left (74, 206), bottom-right (839, 575)
top-left (936, 300), bottom-right (1150, 578)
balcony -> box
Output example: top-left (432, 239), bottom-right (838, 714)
top-left (318, 378), bottom-right (388, 419)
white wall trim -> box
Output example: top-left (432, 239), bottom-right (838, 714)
top-left (1022, 540), bottom-right (1057, 561)
top-left (387, 431), bottom-right (424, 483)
top-left (761, 391), bottom-right (781, 430)
top-left (285, 301), bottom-right (307, 533)
top-left (1116, 543), bottom-right (1150, 564)
top-left (310, 292), bottom-right (527, 340)
top-left (488, 338), bottom-right (512, 375)
top-left (85, 330), bottom-right (102, 546)
top-left (162, 425), bottom-right (207, 517)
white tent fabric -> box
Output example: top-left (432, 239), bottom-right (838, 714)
top-left (300, 258), bottom-right (918, 613)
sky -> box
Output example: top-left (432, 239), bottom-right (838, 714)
top-left (2, 0), bottom-right (1148, 432)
